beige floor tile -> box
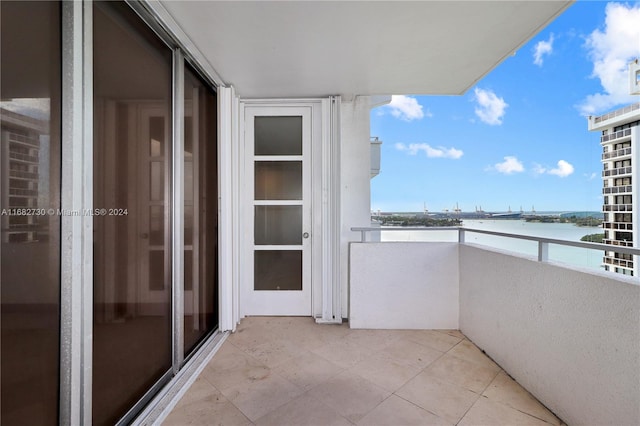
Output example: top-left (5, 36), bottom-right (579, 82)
top-left (200, 343), bottom-right (271, 392)
top-left (483, 372), bottom-right (562, 425)
top-left (396, 372), bottom-right (479, 424)
top-left (448, 339), bottom-right (501, 372)
top-left (308, 370), bottom-right (391, 423)
top-left (222, 374), bottom-right (304, 422)
top-left (349, 354), bottom-right (421, 393)
top-left (254, 392), bottom-right (352, 426)
top-left (273, 351), bottom-right (344, 390)
top-left (424, 353), bottom-right (499, 393)
top-left (244, 338), bottom-right (308, 368)
top-left (357, 395), bottom-right (452, 426)
top-left (162, 379), bottom-right (251, 426)
top-left (226, 321), bottom-right (273, 351)
top-left (341, 329), bottom-right (401, 351)
top-left (380, 339), bottom-right (443, 369)
top-left (438, 329), bottom-right (466, 339)
top-left (311, 337), bottom-right (374, 369)
top-left (400, 330), bottom-right (462, 352)
top-left (458, 396), bottom-right (551, 426)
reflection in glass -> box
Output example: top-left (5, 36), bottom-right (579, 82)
top-left (93, 2), bottom-right (172, 424)
top-left (1, 2), bottom-right (60, 424)
top-left (183, 65), bottom-right (218, 357)
top-left (255, 206), bottom-right (302, 245)
top-left (254, 251), bottom-right (302, 290)
top-left (255, 116), bottom-right (302, 155)
top-left (255, 161), bottom-right (302, 200)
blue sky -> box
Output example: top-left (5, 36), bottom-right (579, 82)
top-left (370, 1), bottom-right (640, 213)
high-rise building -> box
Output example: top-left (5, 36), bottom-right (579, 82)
top-left (588, 102), bottom-right (640, 277)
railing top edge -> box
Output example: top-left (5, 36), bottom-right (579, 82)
top-left (351, 226), bottom-right (640, 255)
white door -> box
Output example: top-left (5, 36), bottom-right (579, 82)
top-left (243, 106), bottom-right (312, 316)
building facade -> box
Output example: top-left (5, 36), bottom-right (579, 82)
top-left (589, 102), bottom-right (640, 277)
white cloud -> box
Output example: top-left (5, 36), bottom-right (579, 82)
top-left (532, 163), bottom-right (547, 175)
top-left (494, 156), bottom-right (524, 174)
top-left (386, 95), bottom-right (428, 121)
top-left (533, 33), bottom-right (554, 66)
top-left (579, 3), bottom-right (640, 115)
top-left (395, 142), bottom-right (463, 159)
top-left (548, 160), bottom-right (574, 177)
top-left (586, 172), bottom-right (597, 180)
top-left (473, 88), bottom-right (508, 125)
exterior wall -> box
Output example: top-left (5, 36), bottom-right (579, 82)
top-left (349, 242), bottom-right (459, 329)
top-left (339, 97), bottom-right (377, 318)
top-left (459, 244), bottom-right (640, 426)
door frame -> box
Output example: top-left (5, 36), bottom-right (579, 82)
top-left (235, 98), bottom-right (341, 323)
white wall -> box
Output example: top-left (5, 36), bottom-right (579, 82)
top-left (459, 244), bottom-right (640, 426)
top-left (339, 97), bottom-right (377, 319)
top-left (349, 242), bottom-right (459, 329)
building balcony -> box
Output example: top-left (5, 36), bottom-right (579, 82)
top-left (161, 227), bottom-right (639, 426)
top-left (603, 256), bottom-right (634, 269)
top-left (602, 166), bottom-right (632, 177)
top-left (603, 238), bottom-right (634, 247)
top-left (602, 184), bottom-right (633, 194)
top-left (590, 102), bottom-right (640, 126)
top-left (603, 222), bottom-right (633, 230)
top-left (603, 204), bottom-right (633, 212)
top-left (164, 317), bottom-right (564, 426)
top-left (600, 128), bottom-right (632, 144)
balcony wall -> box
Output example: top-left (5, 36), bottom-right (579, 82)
top-left (459, 244), bottom-right (639, 426)
top-left (349, 242), bottom-right (459, 329)
top-left (349, 241), bottom-right (640, 426)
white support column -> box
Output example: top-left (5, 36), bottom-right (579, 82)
top-left (60, 1), bottom-right (93, 424)
top-left (218, 86), bottom-right (237, 331)
top-left (317, 96), bottom-right (342, 324)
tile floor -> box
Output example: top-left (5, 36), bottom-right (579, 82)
top-left (163, 317), bottom-right (564, 426)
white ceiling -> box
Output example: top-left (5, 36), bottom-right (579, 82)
top-left (161, 1), bottom-right (573, 98)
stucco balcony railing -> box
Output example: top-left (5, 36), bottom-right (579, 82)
top-left (350, 227), bottom-right (640, 426)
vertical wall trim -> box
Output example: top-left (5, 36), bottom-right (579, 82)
top-left (317, 96), bottom-right (342, 323)
top-left (172, 49), bottom-right (185, 371)
top-left (218, 86), bottom-right (234, 331)
top-left (60, 1), bottom-right (93, 424)
top-left (231, 90), bottom-right (240, 329)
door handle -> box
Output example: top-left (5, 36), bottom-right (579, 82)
top-left (303, 232), bottom-right (309, 239)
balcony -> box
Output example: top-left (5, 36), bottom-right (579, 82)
top-left (600, 128), bottom-right (632, 144)
top-left (164, 317), bottom-right (564, 426)
top-left (603, 204), bottom-right (633, 212)
top-left (161, 228), bottom-right (639, 426)
top-left (591, 102), bottom-right (640, 125)
top-left (603, 222), bottom-right (633, 230)
top-left (602, 185), bottom-right (633, 194)
top-left (602, 166), bottom-right (632, 177)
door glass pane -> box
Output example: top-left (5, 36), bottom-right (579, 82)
top-left (255, 251), bottom-right (302, 290)
top-left (1, 1), bottom-right (61, 424)
top-left (93, 2), bottom-right (172, 424)
top-left (255, 205), bottom-right (302, 245)
top-left (183, 64), bottom-right (218, 357)
top-left (255, 161), bottom-right (302, 200)
top-left (254, 116), bottom-right (302, 155)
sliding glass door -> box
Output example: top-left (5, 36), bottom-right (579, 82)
top-left (92, 2), bottom-right (219, 423)
top-left (93, 2), bottom-right (173, 424)
top-left (183, 66), bottom-right (218, 357)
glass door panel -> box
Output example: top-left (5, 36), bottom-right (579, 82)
top-left (1, 2), bottom-right (61, 424)
top-left (93, 2), bottom-right (172, 424)
top-left (183, 64), bottom-right (218, 357)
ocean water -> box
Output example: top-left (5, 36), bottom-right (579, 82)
top-left (380, 219), bottom-right (604, 271)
